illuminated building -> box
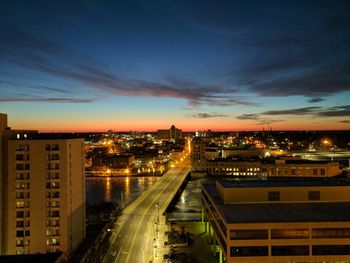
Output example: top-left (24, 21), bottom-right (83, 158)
top-left (202, 178), bottom-right (350, 262)
top-left (0, 113), bottom-right (85, 255)
top-left (195, 129), bottom-right (212, 138)
top-left (92, 154), bottom-right (135, 169)
top-left (157, 125), bottom-right (182, 140)
top-left (191, 137), bottom-right (340, 177)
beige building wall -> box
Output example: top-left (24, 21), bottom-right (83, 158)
top-left (226, 221), bottom-right (350, 262)
top-left (205, 161), bottom-right (339, 177)
top-left (191, 137), bottom-right (340, 177)
top-left (0, 114), bottom-right (7, 254)
top-left (5, 138), bottom-right (85, 255)
top-left (203, 182), bottom-right (350, 262)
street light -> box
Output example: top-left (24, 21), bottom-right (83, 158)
top-left (155, 203), bottom-right (159, 233)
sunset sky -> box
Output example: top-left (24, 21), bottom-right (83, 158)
top-left (1, 0), bottom-right (350, 132)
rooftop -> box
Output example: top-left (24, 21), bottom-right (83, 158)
top-left (8, 131), bottom-right (83, 140)
top-left (203, 183), bottom-right (350, 223)
top-left (217, 177), bottom-right (350, 188)
top-left (0, 252), bottom-right (66, 263)
top-left (207, 157), bottom-right (331, 164)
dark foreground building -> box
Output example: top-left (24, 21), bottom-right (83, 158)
top-left (202, 178), bottom-right (350, 262)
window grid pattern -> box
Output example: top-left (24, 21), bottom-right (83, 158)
top-left (15, 146), bottom-right (30, 251)
top-left (45, 144), bottom-right (61, 252)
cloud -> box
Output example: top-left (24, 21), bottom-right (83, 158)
top-left (317, 105), bottom-right (350, 117)
top-left (222, 6), bottom-right (350, 99)
top-left (245, 65), bottom-right (350, 97)
top-left (36, 85), bottom-right (69, 94)
top-left (245, 105), bottom-right (350, 119)
top-left (189, 112), bottom-right (229, 118)
top-left (249, 119), bottom-right (284, 126)
top-left (308, 97), bottom-right (325, 103)
top-left (128, 80), bottom-right (257, 107)
top-left (340, 120), bottom-right (350, 124)
top-left (0, 97), bottom-right (96, 103)
top-left (236, 113), bottom-right (283, 126)
top-left (236, 114), bottom-right (259, 120)
top-left (255, 119), bottom-right (283, 125)
top-left (0, 28), bottom-right (256, 107)
top-left (262, 107), bottom-right (321, 116)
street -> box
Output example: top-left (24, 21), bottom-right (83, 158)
top-left (102, 163), bottom-right (190, 263)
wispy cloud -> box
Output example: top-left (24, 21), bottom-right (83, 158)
top-left (35, 85), bottom-right (70, 94)
top-left (0, 97), bottom-right (96, 103)
top-left (0, 28), bottom-right (256, 107)
top-left (249, 119), bottom-right (284, 126)
top-left (236, 114), bottom-right (259, 120)
top-left (308, 97), bottom-right (325, 103)
top-left (318, 105), bottom-right (350, 117)
top-left (236, 114), bottom-right (283, 126)
top-left (221, 6), bottom-right (350, 99)
top-left (340, 120), bottom-right (350, 124)
top-left (262, 107), bottom-right (321, 116)
top-left (242, 105), bottom-right (350, 119)
top-left (189, 112), bottom-right (229, 118)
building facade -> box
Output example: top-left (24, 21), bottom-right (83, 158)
top-left (202, 178), bottom-right (350, 262)
top-left (191, 137), bottom-right (340, 177)
top-left (0, 114), bottom-right (85, 255)
top-left (92, 154), bottom-right (135, 169)
top-left (157, 125), bottom-right (182, 140)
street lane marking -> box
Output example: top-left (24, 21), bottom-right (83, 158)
top-left (124, 168), bottom-right (185, 263)
top-left (114, 247), bottom-right (122, 263)
top-left (104, 165), bottom-right (190, 263)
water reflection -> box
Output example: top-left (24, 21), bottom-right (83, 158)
top-left (86, 176), bottom-right (159, 206)
top-left (124, 176), bottom-right (130, 197)
top-left (168, 178), bottom-right (215, 221)
top-left (105, 177), bottom-right (112, 202)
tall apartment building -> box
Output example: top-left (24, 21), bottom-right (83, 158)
top-left (0, 113), bottom-right (85, 255)
top-left (202, 178), bottom-right (350, 262)
top-left (191, 137), bottom-right (340, 177)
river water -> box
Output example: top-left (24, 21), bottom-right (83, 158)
top-left (86, 176), bottom-right (159, 207)
top-left (85, 176), bottom-right (214, 221)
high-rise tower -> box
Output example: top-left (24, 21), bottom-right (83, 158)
top-left (0, 114), bottom-right (85, 255)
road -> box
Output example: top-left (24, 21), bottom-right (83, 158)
top-left (102, 163), bottom-right (190, 263)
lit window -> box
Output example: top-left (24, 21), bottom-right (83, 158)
top-left (16, 201), bottom-right (25, 208)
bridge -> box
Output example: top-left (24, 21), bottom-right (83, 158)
top-left (102, 163), bottom-right (191, 263)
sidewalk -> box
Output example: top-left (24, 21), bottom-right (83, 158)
top-left (154, 221), bottom-right (219, 263)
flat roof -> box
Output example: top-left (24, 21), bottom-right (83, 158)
top-left (203, 184), bottom-right (350, 223)
top-left (0, 252), bottom-right (64, 263)
top-left (207, 158), bottom-right (331, 164)
top-left (9, 133), bottom-right (84, 140)
top-left (217, 177), bottom-right (350, 188)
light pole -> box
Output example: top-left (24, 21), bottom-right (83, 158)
top-left (156, 203), bottom-right (159, 225)
top-left (153, 238), bottom-right (157, 260)
top-left (155, 203), bottom-right (159, 234)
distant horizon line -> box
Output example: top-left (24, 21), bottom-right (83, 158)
top-left (33, 128), bottom-right (350, 133)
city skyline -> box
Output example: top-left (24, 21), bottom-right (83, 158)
top-left (1, 1), bottom-right (350, 132)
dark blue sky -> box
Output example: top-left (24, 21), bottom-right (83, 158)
top-left (1, 0), bottom-right (350, 131)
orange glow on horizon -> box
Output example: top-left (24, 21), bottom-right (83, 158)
top-left (8, 116), bottom-right (350, 133)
